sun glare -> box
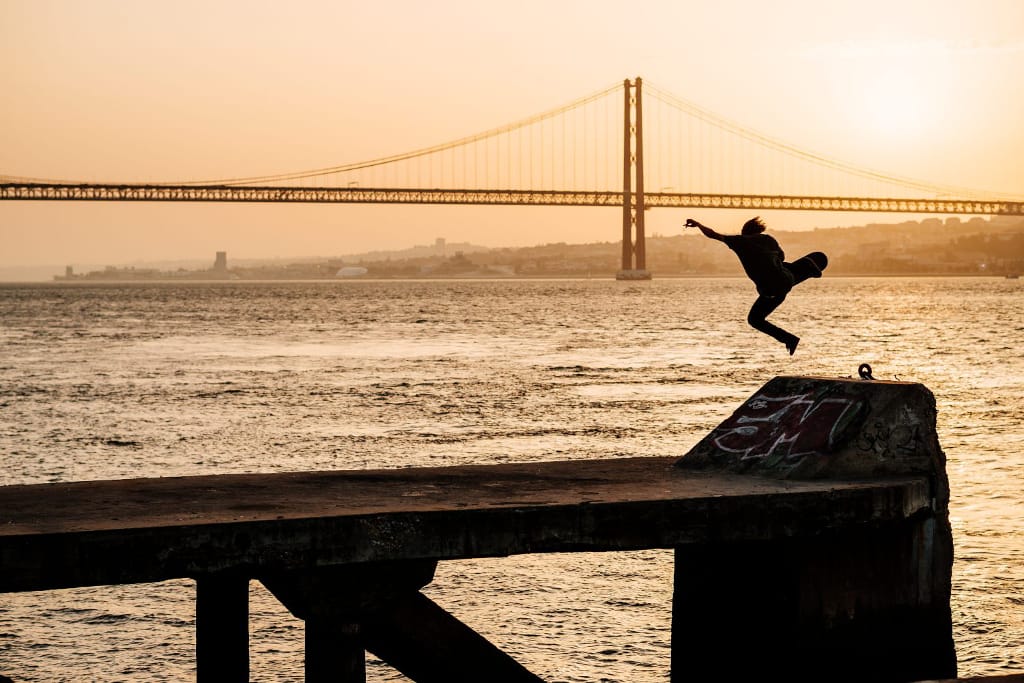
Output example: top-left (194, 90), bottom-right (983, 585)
top-left (860, 71), bottom-right (928, 139)
top-left (822, 43), bottom-right (954, 149)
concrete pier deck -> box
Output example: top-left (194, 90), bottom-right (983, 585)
top-left (0, 456), bottom-right (929, 592)
top-left (0, 375), bottom-right (962, 681)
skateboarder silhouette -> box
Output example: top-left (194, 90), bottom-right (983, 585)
top-left (685, 216), bottom-right (827, 355)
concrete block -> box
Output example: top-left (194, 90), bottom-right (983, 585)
top-left (672, 375), bottom-right (956, 682)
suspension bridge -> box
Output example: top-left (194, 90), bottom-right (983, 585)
top-left (2, 78), bottom-right (1022, 279)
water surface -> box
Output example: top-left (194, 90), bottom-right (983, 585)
top-left (1, 277), bottom-right (1022, 681)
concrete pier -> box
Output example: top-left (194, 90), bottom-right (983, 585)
top-left (0, 375), bottom-right (956, 681)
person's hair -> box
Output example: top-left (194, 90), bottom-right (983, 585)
top-left (742, 216), bottom-right (766, 235)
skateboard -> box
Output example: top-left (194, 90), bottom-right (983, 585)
top-left (787, 251), bottom-right (828, 285)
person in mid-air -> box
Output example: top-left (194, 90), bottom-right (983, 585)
top-left (685, 216), bottom-right (827, 355)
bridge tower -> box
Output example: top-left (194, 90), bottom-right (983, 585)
top-left (616, 77), bottom-right (651, 281)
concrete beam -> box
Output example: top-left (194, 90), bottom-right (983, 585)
top-left (0, 457), bottom-right (929, 593)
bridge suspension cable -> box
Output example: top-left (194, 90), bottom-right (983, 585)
top-left (641, 81), bottom-right (1020, 202)
top-left (0, 82), bottom-right (622, 190)
top-left (189, 81), bottom-right (625, 187)
top-left (2, 77), bottom-right (1020, 209)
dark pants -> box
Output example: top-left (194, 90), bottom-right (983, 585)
top-left (745, 253), bottom-right (825, 347)
top-left (747, 292), bottom-right (798, 346)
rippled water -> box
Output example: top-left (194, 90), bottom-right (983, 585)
top-left (1, 277), bottom-right (1022, 681)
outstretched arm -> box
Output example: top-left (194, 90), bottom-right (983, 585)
top-left (685, 218), bottom-right (725, 241)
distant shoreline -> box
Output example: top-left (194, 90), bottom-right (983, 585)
top-left (7, 215), bottom-right (1020, 284)
top-left (2, 272), bottom-right (1017, 285)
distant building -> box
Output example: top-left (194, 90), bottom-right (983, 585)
top-left (213, 251), bottom-right (227, 272)
top-left (336, 266), bottom-right (368, 278)
top-left (435, 238), bottom-right (446, 256)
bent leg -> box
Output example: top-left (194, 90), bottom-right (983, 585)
top-left (747, 294), bottom-right (798, 348)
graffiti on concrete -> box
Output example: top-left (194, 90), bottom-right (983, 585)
top-left (712, 391), bottom-right (867, 465)
top-left (856, 418), bottom-right (923, 459)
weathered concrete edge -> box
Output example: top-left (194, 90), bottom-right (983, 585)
top-left (0, 477), bottom-right (930, 593)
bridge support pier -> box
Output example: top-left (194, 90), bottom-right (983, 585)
top-left (617, 77), bottom-right (651, 281)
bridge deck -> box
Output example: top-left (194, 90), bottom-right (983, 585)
top-left (2, 182), bottom-right (1021, 215)
top-left (0, 456), bottom-right (929, 593)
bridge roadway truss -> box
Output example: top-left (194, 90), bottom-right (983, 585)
top-left (2, 182), bottom-right (1022, 215)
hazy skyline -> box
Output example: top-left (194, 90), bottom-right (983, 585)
top-left (2, 0), bottom-right (1023, 269)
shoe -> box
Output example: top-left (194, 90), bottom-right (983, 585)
top-left (786, 338), bottom-right (800, 355)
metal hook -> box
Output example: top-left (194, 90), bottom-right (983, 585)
top-left (858, 363), bottom-right (874, 380)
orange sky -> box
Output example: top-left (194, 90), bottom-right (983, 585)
top-left (2, 0), bottom-right (1023, 272)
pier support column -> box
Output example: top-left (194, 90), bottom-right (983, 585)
top-left (672, 519), bottom-right (955, 681)
top-left (195, 573), bottom-right (249, 683)
top-left (305, 618), bottom-right (364, 683)
top-left (261, 560), bottom-right (542, 683)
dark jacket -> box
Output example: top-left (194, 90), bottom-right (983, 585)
top-left (722, 233), bottom-right (794, 297)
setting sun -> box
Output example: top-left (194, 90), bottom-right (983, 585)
top-left (814, 39), bottom-right (956, 148)
top-left (859, 71), bottom-right (931, 139)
